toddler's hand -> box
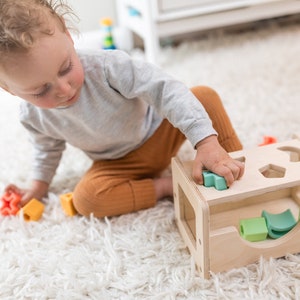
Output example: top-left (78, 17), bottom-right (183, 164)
top-left (193, 135), bottom-right (244, 187)
top-left (5, 184), bottom-right (35, 206)
top-left (5, 180), bottom-right (49, 206)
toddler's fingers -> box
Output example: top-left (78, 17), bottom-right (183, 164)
top-left (232, 159), bottom-right (245, 180)
top-left (5, 184), bottom-right (22, 194)
top-left (216, 160), bottom-right (244, 187)
top-left (192, 162), bottom-right (204, 185)
top-left (225, 160), bottom-right (244, 181)
top-left (213, 164), bottom-right (235, 187)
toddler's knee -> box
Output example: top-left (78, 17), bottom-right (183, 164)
top-left (72, 187), bottom-right (90, 217)
top-left (72, 179), bottom-right (102, 217)
top-left (72, 177), bottom-right (137, 218)
top-left (72, 179), bottom-right (121, 218)
top-left (191, 86), bottom-right (224, 113)
top-left (191, 85), bottom-right (220, 100)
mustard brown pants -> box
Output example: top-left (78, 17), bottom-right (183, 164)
top-left (73, 86), bottom-right (242, 217)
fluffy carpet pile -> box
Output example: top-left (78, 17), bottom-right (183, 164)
top-left (1, 17), bottom-right (300, 299)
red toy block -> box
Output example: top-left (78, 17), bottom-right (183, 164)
top-left (259, 136), bottom-right (277, 146)
top-left (0, 191), bottom-right (21, 216)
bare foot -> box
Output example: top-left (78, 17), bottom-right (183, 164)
top-left (153, 176), bottom-right (173, 200)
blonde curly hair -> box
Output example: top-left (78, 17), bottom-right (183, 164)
top-left (0, 0), bottom-right (76, 55)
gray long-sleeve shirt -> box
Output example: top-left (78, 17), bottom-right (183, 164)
top-left (20, 49), bottom-right (216, 183)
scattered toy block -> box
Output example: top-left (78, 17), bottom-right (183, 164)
top-left (259, 136), bottom-right (277, 146)
top-left (20, 198), bottom-right (44, 222)
top-left (240, 217), bottom-right (268, 242)
top-left (0, 191), bottom-right (21, 216)
top-left (202, 170), bottom-right (227, 191)
top-left (262, 209), bottom-right (297, 239)
top-left (60, 192), bottom-right (77, 216)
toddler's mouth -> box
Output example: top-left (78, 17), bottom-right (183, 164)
top-left (57, 91), bottom-right (78, 108)
top-left (63, 90), bottom-right (78, 104)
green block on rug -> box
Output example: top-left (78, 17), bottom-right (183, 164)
top-left (262, 209), bottom-right (297, 239)
top-left (202, 170), bottom-right (227, 191)
top-left (240, 217), bottom-right (268, 242)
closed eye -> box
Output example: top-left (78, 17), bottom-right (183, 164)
top-left (32, 60), bottom-right (73, 98)
top-left (33, 83), bottom-right (51, 98)
top-left (59, 61), bottom-right (74, 76)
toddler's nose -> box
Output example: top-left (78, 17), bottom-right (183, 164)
top-left (56, 80), bottom-right (72, 98)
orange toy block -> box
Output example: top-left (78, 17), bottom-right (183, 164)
top-left (20, 198), bottom-right (44, 222)
top-left (59, 193), bottom-right (77, 216)
top-left (259, 135), bottom-right (277, 146)
top-left (0, 191), bottom-right (21, 216)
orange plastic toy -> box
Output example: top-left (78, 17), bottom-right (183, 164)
top-left (259, 136), bottom-right (277, 146)
top-left (0, 191), bottom-right (21, 216)
top-left (21, 198), bottom-right (45, 222)
top-left (59, 192), bottom-right (77, 216)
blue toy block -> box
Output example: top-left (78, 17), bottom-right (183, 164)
top-left (240, 217), bottom-right (268, 242)
top-left (202, 170), bottom-right (227, 191)
top-left (262, 209), bottom-right (297, 239)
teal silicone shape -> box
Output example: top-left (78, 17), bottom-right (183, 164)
top-left (240, 217), bottom-right (268, 242)
top-left (202, 170), bottom-right (227, 191)
top-left (262, 209), bottom-right (297, 239)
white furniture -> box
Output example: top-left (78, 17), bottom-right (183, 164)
top-left (116, 0), bottom-right (300, 63)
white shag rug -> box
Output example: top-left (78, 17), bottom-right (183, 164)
top-left (1, 18), bottom-right (300, 299)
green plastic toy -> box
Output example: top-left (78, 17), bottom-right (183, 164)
top-left (240, 217), bottom-right (268, 242)
top-left (262, 209), bottom-right (297, 239)
top-left (202, 170), bottom-right (227, 191)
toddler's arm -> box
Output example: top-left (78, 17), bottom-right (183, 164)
top-left (5, 180), bottom-right (49, 206)
top-left (192, 135), bottom-right (244, 187)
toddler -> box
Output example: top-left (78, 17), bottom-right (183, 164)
top-left (0, 0), bottom-right (244, 217)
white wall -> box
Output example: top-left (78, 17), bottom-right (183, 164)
top-left (66, 0), bottom-right (116, 32)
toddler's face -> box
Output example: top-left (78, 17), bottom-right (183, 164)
top-left (1, 23), bottom-right (84, 109)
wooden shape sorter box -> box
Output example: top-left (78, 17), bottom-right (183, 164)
top-left (172, 139), bottom-right (300, 279)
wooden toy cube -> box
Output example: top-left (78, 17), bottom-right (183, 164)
top-left (172, 139), bottom-right (300, 278)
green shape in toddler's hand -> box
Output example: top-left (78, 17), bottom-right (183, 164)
top-left (202, 170), bottom-right (228, 191)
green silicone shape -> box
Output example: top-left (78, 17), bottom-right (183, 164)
top-left (202, 170), bottom-right (227, 191)
top-left (240, 217), bottom-right (268, 242)
top-left (262, 209), bottom-right (297, 239)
